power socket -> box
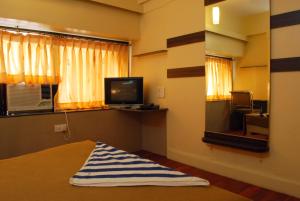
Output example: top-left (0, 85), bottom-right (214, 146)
top-left (54, 124), bottom-right (67, 133)
top-left (157, 86), bottom-right (165, 98)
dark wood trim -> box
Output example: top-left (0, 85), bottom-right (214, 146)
top-left (203, 131), bottom-right (269, 152)
top-left (133, 50), bottom-right (167, 57)
top-left (167, 31), bottom-right (205, 48)
top-left (0, 84), bottom-right (7, 116)
top-left (0, 26), bottom-right (129, 45)
top-left (271, 10), bottom-right (300, 29)
top-left (116, 108), bottom-right (168, 113)
top-left (51, 84), bottom-right (58, 112)
top-left (204, 0), bottom-right (226, 6)
top-left (0, 108), bottom-right (110, 119)
top-left (239, 65), bottom-right (268, 68)
top-left (167, 66), bottom-right (205, 78)
top-left (206, 54), bottom-right (233, 61)
top-left (271, 57), bottom-right (300, 72)
top-left (206, 30), bottom-right (247, 42)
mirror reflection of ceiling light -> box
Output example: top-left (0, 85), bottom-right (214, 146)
top-left (212, 6), bottom-right (220, 25)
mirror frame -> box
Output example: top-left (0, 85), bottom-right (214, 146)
top-left (202, 0), bottom-right (270, 152)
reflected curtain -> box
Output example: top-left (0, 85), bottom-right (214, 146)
top-left (205, 56), bottom-right (232, 101)
top-left (0, 31), bottom-right (59, 84)
top-left (55, 39), bottom-right (128, 109)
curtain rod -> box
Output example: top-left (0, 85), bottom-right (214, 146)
top-left (206, 54), bottom-right (233, 61)
top-left (0, 25), bottom-right (129, 45)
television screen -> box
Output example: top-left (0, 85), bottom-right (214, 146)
top-left (105, 77), bottom-right (143, 105)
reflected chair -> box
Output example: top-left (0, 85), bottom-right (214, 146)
top-left (229, 91), bottom-right (253, 132)
top-left (230, 91), bottom-right (253, 112)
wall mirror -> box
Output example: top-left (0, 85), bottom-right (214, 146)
top-left (203, 0), bottom-right (270, 152)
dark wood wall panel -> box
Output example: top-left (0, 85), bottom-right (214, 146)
top-left (204, 0), bottom-right (226, 6)
top-left (167, 31), bottom-right (205, 48)
top-left (167, 66), bottom-right (205, 78)
top-left (0, 84), bottom-right (7, 116)
top-left (271, 10), bottom-right (300, 72)
top-left (203, 131), bottom-right (269, 152)
top-left (271, 10), bottom-right (300, 29)
top-left (271, 57), bottom-right (300, 73)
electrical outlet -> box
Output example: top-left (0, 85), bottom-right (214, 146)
top-left (54, 124), bottom-right (67, 133)
top-left (157, 86), bottom-right (165, 98)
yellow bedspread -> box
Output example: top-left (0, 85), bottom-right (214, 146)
top-left (0, 140), bottom-right (250, 201)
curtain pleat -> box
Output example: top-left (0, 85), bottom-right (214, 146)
top-left (205, 56), bottom-right (232, 101)
top-left (55, 39), bottom-right (128, 110)
top-left (0, 31), bottom-right (59, 84)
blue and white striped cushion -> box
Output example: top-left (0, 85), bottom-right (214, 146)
top-left (70, 142), bottom-right (209, 187)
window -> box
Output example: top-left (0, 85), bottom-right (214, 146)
top-left (55, 40), bottom-right (128, 109)
top-left (0, 29), bottom-right (129, 115)
top-left (205, 56), bottom-right (232, 101)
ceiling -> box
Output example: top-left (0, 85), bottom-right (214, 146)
top-left (87, 0), bottom-right (269, 16)
top-left (213, 0), bottom-right (269, 17)
top-left (87, 0), bottom-right (143, 13)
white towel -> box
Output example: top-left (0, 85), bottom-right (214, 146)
top-left (70, 142), bottom-right (210, 187)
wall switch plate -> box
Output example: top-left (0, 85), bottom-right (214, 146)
top-left (157, 86), bottom-right (165, 98)
top-left (54, 124), bottom-right (67, 133)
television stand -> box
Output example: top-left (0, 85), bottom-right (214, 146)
top-left (115, 107), bottom-right (168, 113)
top-left (112, 107), bottom-right (168, 156)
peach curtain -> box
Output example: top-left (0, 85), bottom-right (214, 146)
top-left (0, 30), bottom-right (129, 110)
top-left (0, 31), bottom-right (59, 84)
top-left (205, 56), bottom-right (232, 101)
top-left (55, 39), bottom-right (129, 110)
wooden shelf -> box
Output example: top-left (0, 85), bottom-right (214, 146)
top-left (115, 108), bottom-right (168, 113)
top-left (133, 50), bottom-right (167, 57)
top-left (240, 65), bottom-right (268, 68)
top-left (203, 131), bottom-right (269, 152)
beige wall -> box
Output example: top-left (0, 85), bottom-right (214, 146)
top-left (0, 110), bottom-right (142, 159)
top-left (205, 4), bottom-right (245, 40)
top-left (205, 8), bottom-right (269, 58)
top-left (132, 52), bottom-right (168, 156)
top-left (234, 33), bottom-right (270, 100)
top-left (244, 12), bottom-right (270, 35)
top-left (0, 0), bottom-right (140, 40)
top-left (206, 32), bottom-right (245, 57)
top-left (206, 6), bottom-right (269, 38)
top-left (132, 0), bottom-right (300, 198)
top-left (132, 53), bottom-right (167, 106)
top-left (234, 65), bottom-right (269, 100)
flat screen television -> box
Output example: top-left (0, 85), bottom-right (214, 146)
top-left (104, 77), bottom-right (143, 106)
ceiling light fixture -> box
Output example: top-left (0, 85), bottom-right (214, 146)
top-left (212, 6), bottom-right (220, 25)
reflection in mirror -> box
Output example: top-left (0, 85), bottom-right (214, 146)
top-left (203, 0), bottom-right (270, 152)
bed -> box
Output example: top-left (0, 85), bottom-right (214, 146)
top-left (0, 140), bottom-right (250, 201)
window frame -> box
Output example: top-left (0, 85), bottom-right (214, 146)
top-left (0, 27), bottom-right (130, 116)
